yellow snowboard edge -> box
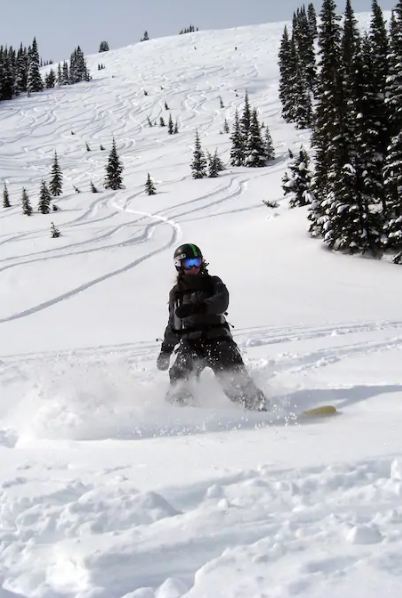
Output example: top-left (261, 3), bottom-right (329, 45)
top-left (301, 405), bottom-right (338, 417)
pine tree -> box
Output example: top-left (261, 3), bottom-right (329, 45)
top-left (223, 118), bottom-right (230, 133)
top-left (99, 41), bottom-right (110, 52)
top-left (147, 116), bottom-right (153, 127)
top-left (245, 109), bottom-right (266, 167)
top-left (45, 69), bottom-right (56, 88)
top-left (160, 116), bottom-right (166, 127)
top-left (104, 138), bottom-right (124, 190)
top-left (208, 149), bottom-right (224, 177)
top-left (378, 4), bottom-right (402, 254)
top-left (173, 120), bottom-right (179, 134)
top-left (86, 142), bottom-right (91, 151)
top-left (141, 31), bottom-right (150, 42)
top-left (49, 151), bottom-right (63, 196)
top-left (219, 96), bottom-right (224, 108)
top-left (90, 181), bottom-right (98, 193)
top-left (307, 3), bottom-right (318, 39)
top-left (191, 131), bottom-right (207, 179)
top-left (240, 91), bottom-right (252, 140)
top-left (38, 180), bottom-right (51, 214)
top-left (264, 126), bottom-right (275, 161)
top-left (230, 109), bottom-right (245, 166)
top-left (27, 37), bottom-right (43, 92)
top-left (145, 173), bottom-right (156, 195)
top-left (21, 188), bottom-right (32, 215)
top-left (278, 26), bottom-right (294, 122)
top-left (3, 183), bottom-right (10, 208)
top-left (294, 5), bottom-right (316, 93)
top-left (309, 0), bottom-right (342, 238)
top-left (168, 113), bottom-right (174, 134)
top-left (283, 147), bottom-right (314, 207)
top-left (50, 222), bottom-right (61, 237)
top-left (164, 101), bottom-right (169, 110)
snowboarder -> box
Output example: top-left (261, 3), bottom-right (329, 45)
top-left (156, 243), bottom-right (267, 410)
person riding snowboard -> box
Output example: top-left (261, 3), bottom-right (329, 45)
top-left (156, 243), bottom-right (267, 410)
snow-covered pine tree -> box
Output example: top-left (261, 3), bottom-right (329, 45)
top-left (164, 101), bottom-right (169, 110)
top-left (383, 3), bottom-right (402, 256)
top-left (3, 183), bottom-right (10, 208)
top-left (38, 180), bottom-right (51, 214)
top-left (104, 138), bottom-right (124, 190)
top-left (208, 150), bottom-right (224, 177)
top-left (27, 37), bottom-right (43, 93)
top-left (90, 181), bottom-right (98, 193)
top-left (45, 69), bottom-right (56, 88)
top-left (278, 26), bottom-right (294, 122)
top-left (307, 3), bottom-right (318, 39)
top-left (230, 109), bottom-right (245, 166)
top-left (21, 188), bottom-right (32, 215)
top-left (50, 222), bottom-right (61, 237)
top-left (292, 56), bottom-right (314, 128)
top-left (240, 91), bottom-right (252, 141)
top-left (223, 118), bottom-right (229, 133)
top-left (283, 147), bottom-right (314, 207)
top-left (160, 117), bottom-right (166, 127)
top-left (322, 0), bottom-right (383, 255)
top-left (86, 142), bottom-right (91, 151)
top-left (245, 109), bottom-right (266, 167)
top-left (141, 31), bottom-right (150, 42)
top-left (293, 4), bottom-right (316, 93)
top-left (49, 151), bottom-right (63, 196)
top-left (191, 131), bottom-right (207, 179)
top-left (264, 125), bottom-right (275, 161)
top-left (145, 173), bottom-right (156, 195)
top-left (168, 113), bottom-right (174, 134)
top-left (309, 0), bottom-right (342, 238)
top-left (99, 41), bottom-right (110, 52)
top-left (174, 120), bottom-right (179, 134)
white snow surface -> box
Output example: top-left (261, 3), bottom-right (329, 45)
top-left (1, 14), bottom-right (402, 598)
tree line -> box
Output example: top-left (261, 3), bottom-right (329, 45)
top-left (0, 37), bottom-right (91, 101)
top-left (279, 0), bottom-right (402, 264)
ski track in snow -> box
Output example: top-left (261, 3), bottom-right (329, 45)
top-left (1, 15), bottom-right (402, 598)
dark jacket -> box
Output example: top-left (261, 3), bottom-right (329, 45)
top-left (161, 272), bottom-right (232, 352)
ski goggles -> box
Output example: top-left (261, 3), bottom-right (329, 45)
top-left (182, 256), bottom-right (202, 269)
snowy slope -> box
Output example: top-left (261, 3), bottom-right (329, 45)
top-left (1, 14), bottom-right (402, 598)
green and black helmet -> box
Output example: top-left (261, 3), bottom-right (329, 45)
top-left (174, 243), bottom-right (203, 271)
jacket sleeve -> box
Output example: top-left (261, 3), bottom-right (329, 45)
top-left (161, 289), bottom-right (180, 353)
top-left (204, 276), bottom-right (229, 315)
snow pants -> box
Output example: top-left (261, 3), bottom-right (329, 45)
top-left (168, 337), bottom-right (266, 410)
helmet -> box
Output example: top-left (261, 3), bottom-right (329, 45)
top-left (174, 243), bottom-right (203, 270)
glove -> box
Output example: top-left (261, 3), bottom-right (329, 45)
top-left (175, 302), bottom-right (206, 318)
top-left (156, 351), bottom-right (171, 371)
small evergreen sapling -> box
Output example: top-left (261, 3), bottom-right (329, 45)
top-left (90, 181), bottom-right (98, 193)
top-left (160, 117), bottom-right (166, 127)
top-left (173, 120), bottom-right (179, 134)
top-left (168, 113), bottom-right (174, 135)
top-left (223, 118), bottom-right (230, 133)
top-left (50, 222), bottom-right (61, 237)
top-left (3, 183), bottom-right (11, 208)
top-left (86, 142), bottom-right (91, 151)
top-left (38, 180), bottom-right (52, 214)
top-left (22, 188), bottom-right (32, 215)
top-left (145, 173), bottom-right (156, 195)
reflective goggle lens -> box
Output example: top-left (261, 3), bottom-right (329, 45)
top-left (183, 257), bottom-right (202, 269)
